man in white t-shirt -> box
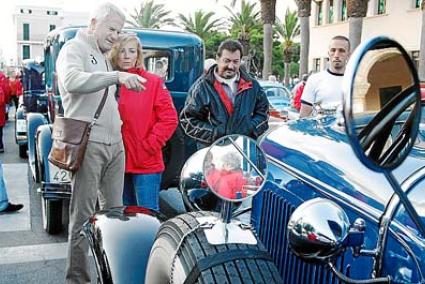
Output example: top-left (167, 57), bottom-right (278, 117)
top-left (300, 36), bottom-right (350, 118)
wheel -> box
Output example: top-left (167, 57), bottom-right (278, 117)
top-left (41, 195), bottom-right (62, 234)
top-left (145, 211), bottom-right (283, 284)
top-left (19, 144), bottom-right (27, 158)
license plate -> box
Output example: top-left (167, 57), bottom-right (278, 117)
top-left (49, 163), bottom-right (71, 183)
top-left (16, 119), bottom-right (27, 133)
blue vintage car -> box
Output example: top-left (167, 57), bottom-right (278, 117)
top-left (27, 26), bottom-right (203, 234)
top-left (81, 36), bottom-right (425, 283)
top-left (15, 59), bottom-right (47, 158)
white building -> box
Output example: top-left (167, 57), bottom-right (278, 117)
top-left (13, 5), bottom-right (89, 65)
top-left (309, 0), bottom-right (422, 72)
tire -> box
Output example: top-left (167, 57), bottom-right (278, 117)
top-left (19, 144), bottom-right (27, 158)
top-left (41, 195), bottom-right (62, 235)
top-left (145, 211), bottom-right (283, 284)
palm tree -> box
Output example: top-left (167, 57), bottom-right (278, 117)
top-left (295, 0), bottom-right (311, 77)
top-left (127, 0), bottom-right (174, 29)
top-left (177, 10), bottom-right (223, 42)
top-left (347, 0), bottom-right (369, 51)
top-left (260, 0), bottom-right (277, 79)
top-left (419, 0), bottom-right (425, 81)
top-left (275, 9), bottom-right (300, 86)
top-left (226, 0), bottom-right (261, 72)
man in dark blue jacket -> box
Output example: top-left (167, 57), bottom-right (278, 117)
top-left (180, 39), bottom-right (269, 148)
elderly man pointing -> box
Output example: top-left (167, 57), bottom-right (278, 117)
top-left (56, 3), bottom-right (146, 283)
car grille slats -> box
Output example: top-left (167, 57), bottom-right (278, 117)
top-left (257, 189), bottom-right (346, 283)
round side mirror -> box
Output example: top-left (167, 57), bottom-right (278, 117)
top-left (287, 198), bottom-right (350, 263)
top-left (204, 135), bottom-right (267, 202)
top-left (343, 37), bottom-right (421, 171)
top-left (179, 148), bottom-right (218, 211)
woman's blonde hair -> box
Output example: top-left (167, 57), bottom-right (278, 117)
top-left (109, 34), bottom-right (144, 70)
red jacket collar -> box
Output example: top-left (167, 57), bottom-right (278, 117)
top-left (126, 67), bottom-right (145, 76)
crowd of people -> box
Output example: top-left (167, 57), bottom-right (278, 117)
top-left (0, 66), bottom-right (24, 214)
top-left (0, 2), bottom-right (351, 282)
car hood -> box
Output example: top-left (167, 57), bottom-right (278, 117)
top-left (260, 116), bottom-right (425, 213)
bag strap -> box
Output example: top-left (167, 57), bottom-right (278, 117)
top-left (89, 87), bottom-right (109, 128)
top-left (89, 60), bottom-right (115, 128)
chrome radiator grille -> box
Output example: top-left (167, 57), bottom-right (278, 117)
top-left (257, 189), bottom-right (346, 283)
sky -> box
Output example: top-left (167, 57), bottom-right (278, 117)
top-left (0, 0), bottom-right (296, 64)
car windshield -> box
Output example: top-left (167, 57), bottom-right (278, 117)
top-left (263, 86), bottom-right (290, 99)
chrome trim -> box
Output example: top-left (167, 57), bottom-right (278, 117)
top-left (267, 155), bottom-right (382, 222)
top-left (375, 166), bottom-right (425, 276)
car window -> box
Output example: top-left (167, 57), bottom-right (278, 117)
top-left (264, 87), bottom-right (290, 99)
top-left (143, 49), bottom-right (171, 81)
top-left (394, 178), bottom-right (425, 239)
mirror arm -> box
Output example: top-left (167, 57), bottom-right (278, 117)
top-left (385, 171), bottom-right (425, 238)
top-left (228, 136), bottom-right (266, 180)
top-left (328, 261), bottom-right (391, 284)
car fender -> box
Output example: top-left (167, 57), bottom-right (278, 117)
top-left (82, 206), bottom-right (167, 284)
top-left (27, 113), bottom-right (48, 181)
top-left (35, 124), bottom-right (52, 181)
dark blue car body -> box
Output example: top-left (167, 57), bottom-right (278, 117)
top-left (251, 116), bottom-right (425, 283)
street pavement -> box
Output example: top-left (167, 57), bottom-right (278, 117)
top-left (0, 110), bottom-right (95, 284)
top-left (0, 108), bottom-right (187, 283)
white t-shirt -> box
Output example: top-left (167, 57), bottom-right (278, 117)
top-left (301, 69), bottom-right (344, 109)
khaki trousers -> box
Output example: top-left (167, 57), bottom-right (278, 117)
top-left (65, 140), bottom-right (125, 284)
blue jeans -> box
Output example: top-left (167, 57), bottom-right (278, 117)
top-left (123, 173), bottom-right (161, 211)
top-left (0, 164), bottom-right (9, 211)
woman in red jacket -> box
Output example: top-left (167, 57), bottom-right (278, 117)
top-left (0, 72), bottom-right (11, 153)
top-left (110, 34), bottom-right (178, 211)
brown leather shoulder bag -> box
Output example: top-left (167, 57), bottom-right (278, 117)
top-left (48, 88), bottom-right (109, 172)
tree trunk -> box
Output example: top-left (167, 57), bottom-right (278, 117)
top-left (299, 16), bottom-right (310, 76)
top-left (260, 0), bottom-right (276, 80)
top-left (348, 17), bottom-right (363, 52)
top-left (262, 23), bottom-right (273, 79)
top-left (295, 0), bottom-right (311, 77)
top-left (347, 0), bottom-right (368, 52)
top-left (419, 4), bottom-right (425, 82)
top-left (284, 62), bottom-right (290, 86)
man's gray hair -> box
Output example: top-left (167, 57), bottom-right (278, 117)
top-left (90, 2), bottom-right (125, 24)
top-left (221, 152), bottom-right (242, 170)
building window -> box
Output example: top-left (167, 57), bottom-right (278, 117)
top-left (377, 0), bottom-right (386, 14)
top-left (324, 57), bottom-right (330, 68)
top-left (317, 1), bottom-right (323, 25)
top-left (313, 58), bottom-right (321, 72)
top-left (329, 0), bottom-right (334, 23)
top-left (23, 23), bottom-right (30, 41)
top-left (47, 10), bottom-right (58, 15)
top-left (20, 8), bottom-right (32, 14)
top-left (415, 0), bottom-right (422, 8)
top-left (23, 45), bottom-right (30, 60)
top-left (49, 24), bottom-right (56, 31)
top-left (341, 0), bottom-right (347, 21)
top-left (411, 51), bottom-right (419, 70)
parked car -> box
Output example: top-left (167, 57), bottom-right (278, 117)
top-left (259, 80), bottom-right (294, 121)
top-left (27, 26), bottom-right (203, 234)
top-left (81, 37), bottom-right (425, 283)
top-left (15, 59), bottom-right (46, 158)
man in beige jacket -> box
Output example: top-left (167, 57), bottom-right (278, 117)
top-left (56, 3), bottom-right (146, 283)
